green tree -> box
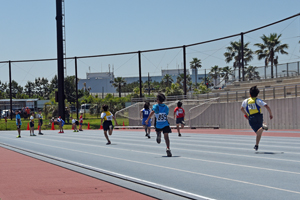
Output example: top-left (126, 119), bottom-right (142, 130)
top-left (220, 66), bottom-right (232, 83)
top-left (161, 74), bottom-right (173, 89)
top-left (176, 74), bottom-right (192, 91)
top-left (165, 83), bottom-right (184, 96)
top-left (224, 40), bottom-right (253, 81)
top-left (190, 58), bottom-right (202, 87)
top-left (244, 66), bottom-right (260, 80)
top-left (209, 65), bottom-right (221, 86)
top-left (49, 75), bottom-right (58, 93)
top-left (112, 77), bottom-right (126, 97)
top-left (7, 80), bottom-right (23, 98)
top-left (34, 77), bottom-right (49, 99)
top-left (254, 33), bottom-right (288, 78)
top-left (24, 81), bottom-right (35, 98)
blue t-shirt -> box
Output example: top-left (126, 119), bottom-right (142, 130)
top-left (142, 108), bottom-right (151, 119)
top-left (16, 114), bottom-right (22, 125)
top-left (57, 118), bottom-right (65, 126)
top-left (152, 104), bottom-right (169, 129)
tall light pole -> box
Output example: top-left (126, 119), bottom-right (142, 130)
top-left (56, 0), bottom-right (65, 120)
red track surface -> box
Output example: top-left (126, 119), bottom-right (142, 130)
top-left (118, 128), bottom-right (300, 137)
top-left (0, 147), bottom-right (155, 200)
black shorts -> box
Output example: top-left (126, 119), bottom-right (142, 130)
top-left (103, 121), bottom-right (113, 131)
top-left (155, 125), bottom-right (172, 133)
top-left (176, 117), bottom-right (185, 124)
top-left (30, 122), bottom-right (34, 128)
top-left (248, 113), bottom-right (263, 133)
top-left (17, 125), bottom-right (21, 129)
top-left (75, 121), bottom-right (79, 125)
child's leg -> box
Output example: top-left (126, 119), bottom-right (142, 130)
top-left (109, 128), bottom-right (113, 135)
top-left (176, 124), bottom-right (180, 134)
top-left (104, 130), bottom-right (111, 143)
top-left (163, 132), bottom-right (170, 149)
top-left (39, 124), bottom-right (41, 133)
top-left (255, 127), bottom-right (264, 146)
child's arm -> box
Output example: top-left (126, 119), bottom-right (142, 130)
top-left (264, 105), bottom-right (273, 119)
top-left (100, 118), bottom-right (103, 125)
top-left (240, 107), bottom-right (249, 120)
top-left (140, 110), bottom-right (143, 119)
top-left (113, 116), bottom-right (118, 126)
top-left (145, 111), bottom-right (155, 124)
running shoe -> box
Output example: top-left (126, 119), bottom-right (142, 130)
top-left (182, 121), bottom-right (185, 125)
top-left (253, 145), bottom-right (259, 151)
top-left (16, 135), bottom-right (21, 138)
top-left (147, 134), bottom-right (151, 139)
top-left (156, 132), bottom-right (161, 144)
top-left (32, 134), bottom-right (36, 136)
top-left (73, 130), bottom-right (77, 132)
top-left (178, 133), bottom-right (182, 137)
top-left (166, 148), bottom-right (172, 157)
top-left (262, 123), bottom-right (268, 131)
top-left (106, 142), bottom-right (111, 145)
top-left (38, 133), bottom-right (43, 135)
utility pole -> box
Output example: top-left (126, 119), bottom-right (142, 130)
top-left (56, 0), bottom-right (65, 120)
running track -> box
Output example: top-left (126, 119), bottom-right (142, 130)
top-left (0, 129), bottom-right (300, 200)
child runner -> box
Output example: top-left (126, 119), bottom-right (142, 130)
top-left (174, 100), bottom-right (185, 137)
top-left (30, 112), bottom-right (36, 136)
top-left (145, 94), bottom-right (172, 157)
top-left (15, 110), bottom-right (22, 138)
top-left (38, 109), bottom-right (44, 135)
top-left (100, 104), bottom-right (118, 145)
top-left (140, 102), bottom-right (151, 139)
top-left (71, 117), bottom-right (79, 132)
top-left (79, 113), bottom-right (83, 131)
top-left (57, 116), bottom-right (65, 133)
top-left (241, 86), bottom-right (273, 151)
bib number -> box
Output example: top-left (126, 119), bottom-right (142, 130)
top-left (248, 104), bottom-right (257, 110)
top-left (144, 111), bottom-right (148, 115)
top-left (157, 113), bottom-right (167, 122)
top-left (106, 115), bottom-right (113, 121)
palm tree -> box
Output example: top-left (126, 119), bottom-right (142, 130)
top-left (176, 74), bottom-right (192, 90)
top-left (209, 65), bottom-right (221, 86)
top-left (165, 83), bottom-right (183, 96)
top-left (254, 33), bottom-right (288, 78)
top-left (244, 66), bottom-right (260, 80)
top-left (220, 66), bottom-right (232, 84)
top-left (224, 40), bottom-right (253, 81)
top-left (161, 74), bottom-right (173, 88)
top-left (112, 77), bottom-right (126, 97)
top-left (190, 58), bottom-right (202, 87)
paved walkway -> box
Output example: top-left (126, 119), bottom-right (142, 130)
top-left (0, 147), bottom-right (155, 200)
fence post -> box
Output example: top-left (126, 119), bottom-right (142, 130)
top-left (138, 51), bottom-right (142, 98)
top-left (298, 62), bottom-right (300, 76)
top-left (227, 92), bottom-right (229, 103)
top-left (295, 85), bottom-right (297, 97)
top-left (273, 87), bottom-right (275, 99)
top-left (287, 63), bottom-right (289, 77)
top-left (9, 60), bottom-right (12, 120)
top-left (263, 88), bottom-right (265, 100)
top-left (264, 66), bottom-right (266, 79)
top-left (284, 86), bottom-right (286, 98)
top-left (236, 91), bottom-right (238, 102)
top-left (75, 57), bottom-right (79, 120)
top-left (183, 45), bottom-right (187, 95)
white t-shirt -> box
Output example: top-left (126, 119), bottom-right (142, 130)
top-left (38, 114), bottom-right (43, 119)
top-left (241, 98), bottom-right (267, 108)
top-left (30, 116), bottom-right (34, 122)
top-left (72, 119), bottom-right (76, 124)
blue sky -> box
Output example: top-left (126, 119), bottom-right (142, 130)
top-left (1, 0), bottom-right (300, 86)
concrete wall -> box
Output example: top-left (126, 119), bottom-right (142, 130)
top-left (127, 97), bottom-right (300, 129)
top-left (192, 97), bottom-right (300, 129)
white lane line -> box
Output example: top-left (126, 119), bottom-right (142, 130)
top-left (2, 139), bottom-right (300, 195)
top-left (2, 135), bottom-right (300, 175)
top-left (0, 143), bottom-right (215, 200)
top-left (50, 133), bottom-right (300, 155)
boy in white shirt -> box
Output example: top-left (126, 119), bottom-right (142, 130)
top-left (71, 117), bottom-right (79, 132)
top-left (241, 86), bottom-right (273, 151)
top-left (30, 112), bottom-right (36, 136)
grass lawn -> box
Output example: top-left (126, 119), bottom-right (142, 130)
top-left (0, 117), bottom-right (129, 131)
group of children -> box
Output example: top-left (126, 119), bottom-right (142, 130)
top-left (16, 86), bottom-right (273, 156)
top-left (16, 109), bottom-right (44, 138)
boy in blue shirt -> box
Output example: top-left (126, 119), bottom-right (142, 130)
top-left (16, 110), bottom-right (22, 138)
top-left (241, 86), bottom-right (273, 151)
top-left (145, 94), bottom-right (172, 157)
top-left (140, 102), bottom-right (151, 139)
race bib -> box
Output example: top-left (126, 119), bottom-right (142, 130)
top-left (144, 111), bottom-right (149, 115)
top-left (248, 104), bottom-right (257, 110)
top-left (106, 115), bottom-right (113, 121)
top-left (156, 113), bottom-right (167, 122)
